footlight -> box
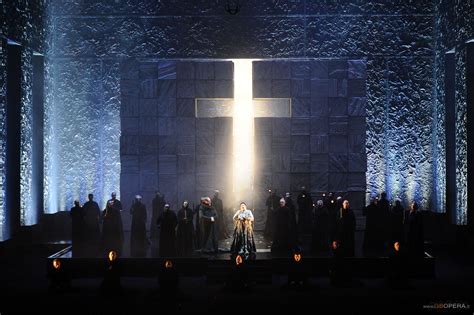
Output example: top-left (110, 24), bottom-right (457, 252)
top-left (159, 259), bottom-right (179, 292)
top-left (227, 254), bottom-right (249, 292)
top-left (48, 258), bottom-right (70, 291)
top-left (288, 251), bottom-right (306, 288)
top-left (100, 250), bottom-right (121, 294)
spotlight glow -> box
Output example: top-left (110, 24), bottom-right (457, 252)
top-left (232, 59), bottom-right (254, 202)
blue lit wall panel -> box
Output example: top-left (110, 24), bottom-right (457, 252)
top-left (0, 40), bottom-right (6, 240)
top-left (1, 0), bottom-right (48, 239)
top-left (42, 0), bottom-right (474, 224)
top-left (20, 48), bottom-right (34, 225)
top-left (44, 59), bottom-right (121, 212)
top-left (433, 0), bottom-right (473, 224)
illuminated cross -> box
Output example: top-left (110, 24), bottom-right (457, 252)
top-left (195, 59), bottom-right (291, 202)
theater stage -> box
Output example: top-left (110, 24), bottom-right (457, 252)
top-left (47, 231), bottom-right (435, 285)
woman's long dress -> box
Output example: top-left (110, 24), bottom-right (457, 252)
top-left (230, 209), bottom-right (256, 258)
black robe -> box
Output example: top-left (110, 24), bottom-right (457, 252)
top-left (271, 206), bottom-right (294, 253)
top-left (212, 196), bottom-right (229, 240)
top-left (311, 205), bottom-right (329, 252)
top-left (285, 197), bottom-right (298, 246)
top-left (102, 206), bottom-right (124, 255)
top-left (264, 193), bottom-right (280, 240)
top-left (377, 197), bottom-right (390, 245)
top-left (297, 190), bottom-right (313, 233)
top-left (389, 204), bottom-right (405, 245)
top-left (193, 203), bottom-right (201, 249)
top-left (158, 209), bottom-right (177, 257)
top-left (82, 200), bottom-right (101, 242)
top-left (199, 204), bottom-right (218, 253)
top-left (406, 211), bottom-right (424, 257)
top-left (70, 205), bottom-right (84, 248)
top-left (130, 201), bottom-right (147, 256)
top-left (335, 208), bottom-right (356, 257)
top-left (176, 206), bottom-right (194, 257)
top-left (151, 195), bottom-right (165, 239)
top-left (363, 202), bottom-right (380, 251)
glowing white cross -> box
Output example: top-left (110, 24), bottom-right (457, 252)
top-left (195, 59), bottom-right (291, 201)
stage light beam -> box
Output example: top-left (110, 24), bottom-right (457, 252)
top-left (232, 59), bottom-right (255, 202)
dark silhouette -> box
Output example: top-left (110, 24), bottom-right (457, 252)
top-left (406, 201), bottom-right (424, 257)
top-left (311, 199), bottom-right (329, 252)
top-left (151, 192), bottom-right (166, 240)
top-left (130, 195), bottom-right (147, 257)
top-left (102, 200), bottom-right (124, 256)
top-left (70, 200), bottom-right (84, 252)
top-left (272, 198), bottom-right (295, 254)
top-left (212, 190), bottom-right (229, 240)
top-left (176, 201), bottom-right (194, 257)
top-left (82, 193), bottom-right (101, 256)
top-left (334, 200), bottom-right (356, 257)
top-left (264, 189), bottom-right (280, 240)
top-left (158, 204), bottom-right (178, 257)
top-left (297, 186), bottom-right (313, 233)
top-left (389, 200), bottom-right (405, 245)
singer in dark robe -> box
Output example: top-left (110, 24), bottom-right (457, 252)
top-left (297, 186), bottom-right (313, 233)
top-left (389, 199), bottom-right (405, 246)
top-left (272, 198), bottom-right (294, 254)
top-left (334, 200), bottom-right (356, 257)
top-left (107, 192), bottom-right (123, 212)
top-left (82, 193), bottom-right (101, 255)
top-left (406, 201), bottom-right (424, 257)
top-left (176, 201), bottom-right (194, 257)
top-left (193, 200), bottom-right (202, 249)
top-left (311, 200), bottom-right (329, 252)
top-left (130, 195), bottom-right (147, 257)
top-left (199, 197), bottom-right (218, 254)
top-left (212, 190), bottom-right (229, 240)
top-left (285, 192), bottom-right (298, 247)
top-left (264, 189), bottom-right (280, 240)
top-left (70, 200), bottom-right (84, 252)
top-left (231, 202), bottom-right (256, 259)
top-left (102, 200), bottom-right (124, 255)
top-left (363, 197), bottom-right (379, 252)
top-left (377, 192), bottom-right (390, 246)
top-left (151, 191), bottom-right (165, 240)
top-left (158, 204), bottom-right (177, 257)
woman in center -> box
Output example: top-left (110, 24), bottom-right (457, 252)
top-left (231, 202), bottom-right (257, 259)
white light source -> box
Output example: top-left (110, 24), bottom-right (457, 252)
top-left (232, 59), bottom-right (254, 202)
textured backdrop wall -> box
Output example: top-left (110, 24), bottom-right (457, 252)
top-left (433, 0), bottom-right (473, 225)
top-left (46, 0), bottom-right (452, 219)
top-left (0, 0), bottom-right (47, 240)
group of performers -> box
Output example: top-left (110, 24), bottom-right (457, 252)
top-left (70, 188), bottom-right (424, 259)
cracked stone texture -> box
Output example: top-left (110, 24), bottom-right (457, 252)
top-left (38, 0), bottom-right (473, 233)
top-left (432, 0), bottom-right (473, 224)
top-left (1, 0), bottom-right (48, 239)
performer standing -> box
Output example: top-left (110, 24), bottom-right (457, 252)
top-left (70, 200), bottom-right (84, 254)
top-left (199, 197), bottom-right (218, 254)
top-left (158, 204), bottom-right (177, 257)
top-left (151, 191), bottom-right (165, 240)
top-left (264, 188), bottom-right (280, 240)
top-left (82, 193), bottom-right (101, 255)
top-left (230, 202), bottom-right (256, 259)
top-left (176, 200), bottom-right (194, 257)
top-left (102, 200), bottom-right (124, 256)
top-left (212, 190), bottom-right (229, 240)
top-left (130, 195), bottom-right (147, 257)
